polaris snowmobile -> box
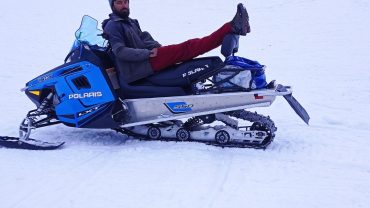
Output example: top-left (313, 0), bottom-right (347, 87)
top-left (0, 16), bottom-right (310, 150)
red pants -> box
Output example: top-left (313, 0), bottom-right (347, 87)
top-left (150, 23), bottom-right (232, 72)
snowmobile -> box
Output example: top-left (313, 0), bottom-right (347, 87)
top-left (0, 16), bottom-right (310, 150)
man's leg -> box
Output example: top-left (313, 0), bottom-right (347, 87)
top-left (150, 23), bottom-right (232, 71)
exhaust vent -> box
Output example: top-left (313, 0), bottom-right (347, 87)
top-left (72, 76), bottom-right (91, 90)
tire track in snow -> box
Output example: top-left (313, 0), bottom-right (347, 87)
top-left (206, 154), bottom-right (234, 208)
top-left (46, 148), bottom-right (126, 208)
top-left (9, 148), bottom-right (119, 208)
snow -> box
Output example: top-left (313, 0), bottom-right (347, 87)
top-left (1, 0), bottom-right (370, 207)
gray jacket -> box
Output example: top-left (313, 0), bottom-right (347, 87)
top-left (103, 14), bottom-right (161, 83)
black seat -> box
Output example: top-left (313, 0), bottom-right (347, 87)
top-left (120, 57), bottom-right (223, 99)
top-left (144, 57), bottom-right (223, 87)
top-left (119, 82), bottom-right (186, 99)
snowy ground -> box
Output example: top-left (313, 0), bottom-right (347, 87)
top-left (1, 0), bottom-right (370, 208)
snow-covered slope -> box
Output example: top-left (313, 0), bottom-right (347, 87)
top-left (1, 0), bottom-right (370, 207)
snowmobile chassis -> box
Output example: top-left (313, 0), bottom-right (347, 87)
top-left (109, 84), bottom-right (306, 150)
top-left (0, 83), bottom-right (308, 150)
top-left (0, 16), bottom-right (310, 150)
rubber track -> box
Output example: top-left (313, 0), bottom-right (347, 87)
top-left (118, 110), bottom-right (277, 150)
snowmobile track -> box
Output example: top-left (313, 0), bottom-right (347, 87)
top-left (118, 110), bottom-right (277, 150)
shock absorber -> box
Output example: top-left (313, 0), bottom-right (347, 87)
top-left (35, 92), bottom-right (54, 115)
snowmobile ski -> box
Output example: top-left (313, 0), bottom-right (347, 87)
top-left (0, 136), bottom-right (64, 150)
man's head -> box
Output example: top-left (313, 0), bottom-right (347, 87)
top-left (109, 0), bottom-right (130, 18)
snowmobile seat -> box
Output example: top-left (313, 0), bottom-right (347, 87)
top-left (143, 57), bottom-right (223, 87)
top-left (119, 57), bottom-right (224, 99)
top-left (118, 82), bottom-right (186, 99)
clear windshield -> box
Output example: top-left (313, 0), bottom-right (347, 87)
top-left (74, 15), bottom-right (107, 48)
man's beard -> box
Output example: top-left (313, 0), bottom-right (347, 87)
top-left (114, 8), bottom-right (130, 19)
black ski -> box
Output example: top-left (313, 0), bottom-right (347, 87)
top-left (0, 136), bottom-right (64, 150)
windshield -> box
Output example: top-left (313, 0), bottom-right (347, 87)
top-left (74, 15), bottom-right (107, 48)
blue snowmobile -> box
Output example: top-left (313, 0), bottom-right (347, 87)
top-left (0, 16), bottom-right (309, 150)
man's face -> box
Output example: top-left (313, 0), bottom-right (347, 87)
top-left (113, 0), bottom-right (130, 17)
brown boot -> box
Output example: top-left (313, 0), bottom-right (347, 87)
top-left (231, 3), bottom-right (251, 36)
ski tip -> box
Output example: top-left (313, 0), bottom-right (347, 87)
top-left (299, 114), bottom-right (310, 126)
top-left (300, 111), bottom-right (310, 125)
top-left (304, 119), bottom-right (310, 125)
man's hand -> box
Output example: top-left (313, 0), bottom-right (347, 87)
top-left (150, 48), bottom-right (158, 57)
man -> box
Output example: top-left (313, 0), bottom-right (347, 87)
top-left (103, 0), bottom-right (250, 84)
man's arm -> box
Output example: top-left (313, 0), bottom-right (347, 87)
top-left (141, 31), bottom-right (162, 49)
top-left (105, 22), bottom-right (151, 62)
top-left (133, 19), bottom-right (161, 49)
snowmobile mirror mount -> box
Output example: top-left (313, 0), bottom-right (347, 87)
top-left (221, 34), bottom-right (240, 58)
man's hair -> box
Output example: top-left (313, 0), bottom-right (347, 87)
top-left (108, 0), bottom-right (130, 8)
top-left (108, 0), bottom-right (114, 8)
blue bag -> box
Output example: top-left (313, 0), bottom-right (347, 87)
top-left (214, 56), bottom-right (267, 90)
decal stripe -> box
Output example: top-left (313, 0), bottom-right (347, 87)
top-left (30, 91), bottom-right (40, 96)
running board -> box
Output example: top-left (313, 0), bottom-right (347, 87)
top-left (120, 89), bottom-right (290, 128)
